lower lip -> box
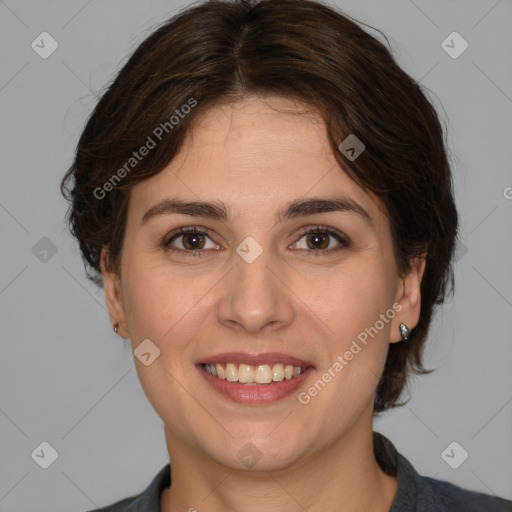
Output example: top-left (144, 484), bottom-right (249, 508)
top-left (197, 365), bottom-right (315, 405)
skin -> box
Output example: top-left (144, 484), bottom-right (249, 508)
top-left (101, 94), bottom-right (426, 512)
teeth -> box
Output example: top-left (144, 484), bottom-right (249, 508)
top-left (238, 364), bottom-right (254, 384)
top-left (225, 363), bottom-right (238, 382)
top-left (216, 364), bottom-right (225, 379)
top-left (255, 364), bottom-right (272, 383)
top-left (203, 363), bottom-right (306, 384)
top-left (272, 363), bottom-right (284, 381)
top-left (284, 364), bottom-right (294, 379)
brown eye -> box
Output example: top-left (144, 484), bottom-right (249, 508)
top-left (293, 225), bottom-right (350, 255)
top-left (162, 226), bottom-right (219, 257)
top-left (181, 232), bottom-right (206, 250)
top-left (305, 232), bottom-right (330, 250)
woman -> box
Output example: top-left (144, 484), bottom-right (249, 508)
top-left (60, 0), bottom-right (512, 510)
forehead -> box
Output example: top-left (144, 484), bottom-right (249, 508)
top-left (127, 95), bottom-right (387, 228)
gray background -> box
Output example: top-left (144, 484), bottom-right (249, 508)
top-left (1, 0), bottom-right (511, 510)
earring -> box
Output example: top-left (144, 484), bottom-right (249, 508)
top-left (399, 323), bottom-right (411, 342)
top-left (113, 322), bottom-right (119, 334)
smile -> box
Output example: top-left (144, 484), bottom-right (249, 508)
top-left (202, 362), bottom-right (306, 385)
top-left (197, 363), bottom-right (315, 405)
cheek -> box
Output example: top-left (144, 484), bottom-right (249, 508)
top-left (303, 270), bottom-right (394, 425)
top-left (309, 259), bottom-right (395, 399)
top-left (120, 254), bottom-right (185, 342)
top-left (120, 259), bottom-right (205, 419)
top-left (312, 260), bottom-right (394, 340)
top-left (121, 253), bottom-right (219, 354)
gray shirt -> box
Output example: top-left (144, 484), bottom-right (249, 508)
top-left (87, 432), bottom-right (512, 511)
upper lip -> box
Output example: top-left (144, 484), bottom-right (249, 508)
top-left (196, 352), bottom-right (315, 368)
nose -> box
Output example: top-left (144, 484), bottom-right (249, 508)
top-left (216, 244), bottom-right (295, 334)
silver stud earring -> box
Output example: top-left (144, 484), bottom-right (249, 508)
top-left (399, 323), bottom-right (411, 342)
top-left (113, 322), bottom-right (119, 334)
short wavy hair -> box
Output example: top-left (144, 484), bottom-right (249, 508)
top-left (61, 0), bottom-right (459, 412)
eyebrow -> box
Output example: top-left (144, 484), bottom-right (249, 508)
top-left (141, 196), bottom-right (374, 228)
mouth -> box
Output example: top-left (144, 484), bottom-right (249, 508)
top-left (196, 352), bottom-right (315, 404)
top-left (200, 362), bottom-right (308, 384)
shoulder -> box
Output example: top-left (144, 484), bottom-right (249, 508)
top-left (85, 493), bottom-right (142, 512)
top-left (84, 463), bottom-right (171, 512)
top-left (392, 449), bottom-right (512, 511)
top-left (373, 432), bottom-right (512, 512)
top-left (418, 473), bottom-right (512, 511)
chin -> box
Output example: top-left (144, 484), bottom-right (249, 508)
top-left (205, 433), bottom-right (305, 474)
top-left (213, 447), bottom-right (300, 474)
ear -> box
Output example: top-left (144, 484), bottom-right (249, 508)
top-left (100, 247), bottom-right (129, 339)
top-left (390, 252), bottom-right (427, 343)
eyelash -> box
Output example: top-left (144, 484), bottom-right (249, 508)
top-left (161, 225), bottom-right (350, 258)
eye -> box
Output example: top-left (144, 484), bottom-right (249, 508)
top-left (162, 226), bottom-right (220, 257)
top-left (291, 225), bottom-right (350, 255)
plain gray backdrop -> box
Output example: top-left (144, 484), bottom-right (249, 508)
top-left (1, 0), bottom-right (511, 510)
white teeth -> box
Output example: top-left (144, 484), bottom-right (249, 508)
top-left (238, 364), bottom-right (254, 384)
top-left (203, 363), bottom-right (306, 384)
top-left (272, 363), bottom-right (284, 382)
top-left (284, 365), bottom-right (294, 379)
top-left (225, 363), bottom-right (238, 382)
top-left (254, 364), bottom-right (272, 384)
top-left (215, 364), bottom-right (225, 379)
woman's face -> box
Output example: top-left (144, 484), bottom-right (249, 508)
top-left (102, 95), bottom-right (423, 471)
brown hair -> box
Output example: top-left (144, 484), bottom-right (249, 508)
top-left (60, 0), bottom-right (459, 412)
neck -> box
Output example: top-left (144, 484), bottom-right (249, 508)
top-left (161, 420), bottom-right (397, 512)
